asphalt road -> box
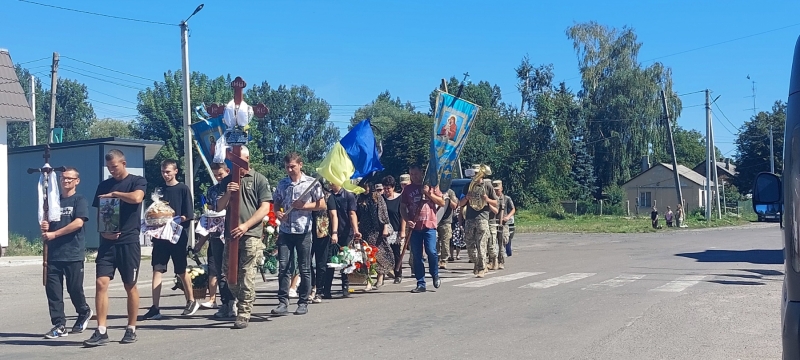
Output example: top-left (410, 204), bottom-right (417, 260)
top-left (0, 223), bottom-right (785, 360)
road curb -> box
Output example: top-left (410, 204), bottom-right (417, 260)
top-left (0, 258), bottom-right (43, 267)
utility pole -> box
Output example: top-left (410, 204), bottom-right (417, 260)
top-left (180, 4), bottom-right (203, 246)
top-left (705, 89), bottom-right (712, 220)
top-left (660, 90), bottom-right (683, 207)
top-left (710, 117), bottom-right (722, 219)
top-left (770, 124), bottom-right (775, 173)
top-left (48, 52), bottom-right (58, 144)
top-left (721, 179), bottom-right (726, 215)
top-left (29, 74), bottom-right (36, 146)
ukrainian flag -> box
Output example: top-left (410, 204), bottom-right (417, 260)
top-left (316, 119), bottom-right (384, 194)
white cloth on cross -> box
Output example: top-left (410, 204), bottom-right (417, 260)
top-left (222, 100), bottom-right (252, 128)
top-left (38, 167), bottom-right (61, 223)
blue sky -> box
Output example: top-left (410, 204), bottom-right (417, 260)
top-left (2, 0), bottom-right (800, 157)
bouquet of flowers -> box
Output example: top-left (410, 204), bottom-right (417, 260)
top-left (173, 263), bottom-right (209, 290)
top-left (259, 210), bottom-right (280, 277)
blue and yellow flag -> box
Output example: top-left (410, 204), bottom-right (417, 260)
top-left (425, 91), bottom-right (480, 190)
top-left (317, 119), bottom-right (384, 194)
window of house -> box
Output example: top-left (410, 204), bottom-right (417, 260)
top-left (639, 192), bottom-right (652, 207)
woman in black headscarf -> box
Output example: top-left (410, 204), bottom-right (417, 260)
top-left (356, 181), bottom-right (393, 289)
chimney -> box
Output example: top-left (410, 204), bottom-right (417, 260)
top-left (641, 155), bottom-right (650, 173)
top-left (725, 158), bottom-right (730, 170)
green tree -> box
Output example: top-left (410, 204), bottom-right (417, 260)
top-left (567, 22), bottom-right (682, 189)
top-left (89, 118), bottom-right (134, 139)
top-left (651, 126), bottom-right (721, 169)
top-left (10, 66), bottom-right (95, 147)
top-left (379, 112), bottom-right (433, 178)
top-left (731, 100), bottom-right (786, 193)
top-left (349, 91), bottom-right (416, 139)
top-left (246, 81), bottom-right (339, 181)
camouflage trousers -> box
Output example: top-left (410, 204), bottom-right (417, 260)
top-left (436, 223), bottom-right (452, 265)
top-left (222, 235), bottom-right (264, 319)
top-left (487, 220), bottom-right (499, 263)
top-left (497, 224), bottom-right (510, 264)
top-left (465, 218), bottom-right (490, 272)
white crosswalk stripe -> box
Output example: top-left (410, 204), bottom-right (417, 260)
top-left (404, 273), bottom-right (473, 287)
top-left (455, 272), bottom-right (544, 288)
top-left (519, 273), bottom-right (596, 289)
top-left (583, 274), bottom-right (645, 291)
top-left (650, 275), bottom-right (709, 292)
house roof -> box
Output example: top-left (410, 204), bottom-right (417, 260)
top-left (693, 160), bottom-right (737, 177)
top-left (0, 49), bottom-right (34, 122)
top-left (623, 163), bottom-right (714, 187)
top-left (9, 137), bottom-right (164, 160)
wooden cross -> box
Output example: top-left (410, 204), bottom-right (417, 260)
top-left (206, 77), bottom-right (268, 285)
top-left (27, 144), bottom-right (66, 286)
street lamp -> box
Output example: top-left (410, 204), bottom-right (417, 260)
top-left (180, 4), bottom-right (203, 246)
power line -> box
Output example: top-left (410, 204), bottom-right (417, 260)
top-left (643, 21), bottom-right (800, 62)
top-left (88, 98), bottom-right (138, 110)
top-left (713, 102), bottom-right (741, 133)
top-left (87, 87), bottom-right (139, 105)
top-left (62, 56), bottom-right (159, 82)
top-left (676, 90), bottom-right (706, 97)
top-left (16, 57), bottom-right (50, 65)
top-left (711, 110), bottom-right (736, 136)
top-left (58, 68), bottom-right (145, 90)
top-left (60, 64), bottom-right (152, 87)
top-left (19, 0), bottom-right (177, 27)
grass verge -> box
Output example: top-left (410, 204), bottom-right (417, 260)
top-left (514, 210), bottom-right (756, 234)
top-left (6, 233), bottom-right (43, 256)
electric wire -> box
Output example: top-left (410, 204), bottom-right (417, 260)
top-left (18, 0), bottom-right (177, 27)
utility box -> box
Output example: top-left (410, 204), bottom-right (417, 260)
top-left (8, 137), bottom-right (163, 249)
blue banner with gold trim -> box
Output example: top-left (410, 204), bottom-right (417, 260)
top-left (424, 91), bottom-right (480, 191)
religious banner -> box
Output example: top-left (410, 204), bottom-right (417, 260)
top-left (189, 114), bottom-right (232, 173)
top-left (424, 90), bottom-right (480, 191)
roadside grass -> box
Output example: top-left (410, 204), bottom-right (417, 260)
top-left (6, 233), bottom-right (43, 256)
top-left (514, 210), bottom-right (756, 234)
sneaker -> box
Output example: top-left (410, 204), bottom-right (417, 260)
top-left (411, 286), bottom-right (427, 293)
top-left (271, 303), bottom-right (289, 316)
top-left (321, 294), bottom-right (333, 300)
top-left (44, 325), bottom-right (67, 339)
top-left (182, 300), bottom-right (200, 316)
top-left (393, 276), bottom-right (402, 284)
top-left (141, 305), bottom-right (162, 320)
top-left (294, 303), bottom-right (308, 315)
top-left (233, 316), bottom-right (249, 329)
top-left (83, 329), bottom-right (109, 347)
top-left (71, 308), bottom-right (93, 334)
top-left (200, 300), bottom-right (217, 309)
top-left (288, 288), bottom-right (298, 298)
top-left (120, 327), bottom-right (137, 344)
top-left (433, 276), bottom-right (442, 289)
top-left (312, 295), bottom-right (322, 303)
top-left (447, 256), bottom-right (455, 262)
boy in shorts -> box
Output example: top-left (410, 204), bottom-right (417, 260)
top-left (141, 159), bottom-right (198, 320)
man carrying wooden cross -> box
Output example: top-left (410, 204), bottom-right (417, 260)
top-left (215, 146), bottom-right (272, 329)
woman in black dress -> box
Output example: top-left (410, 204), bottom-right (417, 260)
top-left (381, 176), bottom-right (405, 283)
top-left (356, 181), bottom-right (393, 289)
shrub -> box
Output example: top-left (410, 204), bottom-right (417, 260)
top-left (6, 233), bottom-right (43, 256)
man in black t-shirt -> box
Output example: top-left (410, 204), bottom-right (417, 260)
top-left (321, 182), bottom-right (359, 299)
top-left (84, 149), bottom-right (147, 347)
top-left (141, 159), bottom-right (198, 321)
top-left (40, 167), bottom-right (92, 339)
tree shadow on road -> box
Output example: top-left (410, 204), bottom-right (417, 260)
top-left (675, 249), bottom-right (783, 264)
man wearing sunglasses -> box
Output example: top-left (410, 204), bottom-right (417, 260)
top-left (40, 167), bottom-right (92, 339)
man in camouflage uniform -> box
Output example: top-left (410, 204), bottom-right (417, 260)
top-left (458, 165), bottom-right (498, 278)
top-left (216, 146), bottom-right (272, 329)
top-left (437, 188), bottom-right (458, 269)
top-left (492, 180), bottom-right (514, 270)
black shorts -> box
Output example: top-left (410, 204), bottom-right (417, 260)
top-left (151, 238), bottom-right (189, 275)
top-left (206, 235), bottom-right (224, 278)
top-left (96, 242), bottom-right (141, 286)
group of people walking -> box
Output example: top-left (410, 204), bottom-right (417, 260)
top-left (38, 148), bottom-right (516, 347)
top-left (650, 204), bottom-right (687, 229)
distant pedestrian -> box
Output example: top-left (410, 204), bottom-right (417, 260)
top-left (676, 204), bottom-right (687, 228)
top-left (650, 206), bottom-right (660, 229)
top-left (665, 207), bottom-right (674, 227)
